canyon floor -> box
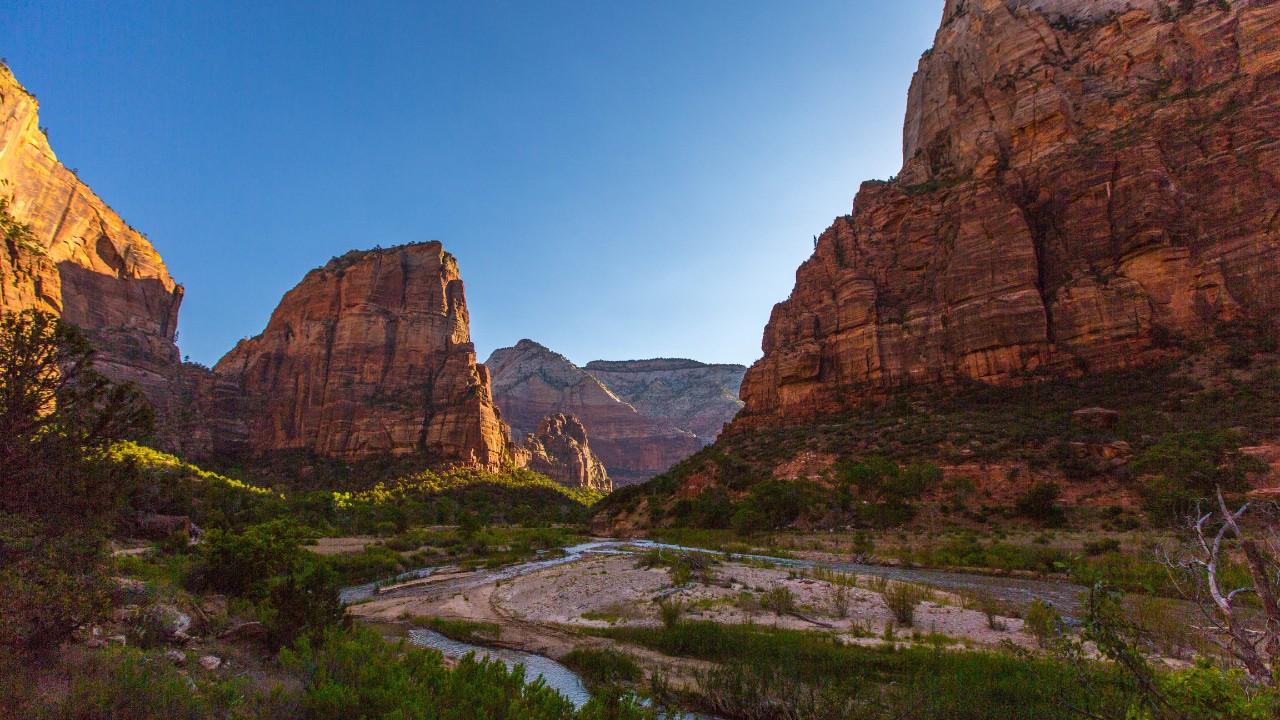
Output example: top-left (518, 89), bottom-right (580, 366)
top-left (346, 540), bottom-right (1046, 688)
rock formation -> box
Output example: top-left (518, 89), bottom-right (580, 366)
top-left (740, 0), bottom-right (1280, 426)
top-left (214, 243), bottom-right (510, 467)
top-left (486, 340), bottom-right (703, 486)
top-left (584, 359), bottom-right (746, 444)
top-left (514, 413), bottom-right (611, 492)
top-left (0, 65), bottom-right (183, 407)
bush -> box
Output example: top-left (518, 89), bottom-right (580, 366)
top-left (1024, 600), bottom-right (1063, 648)
top-left (1015, 482), bottom-right (1065, 526)
top-left (1083, 538), bottom-right (1122, 557)
top-left (281, 626), bottom-right (655, 719)
top-left (1126, 660), bottom-right (1279, 720)
top-left (0, 310), bottom-right (152, 658)
top-left (882, 582), bottom-right (929, 627)
top-left (187, 519), bottom-right (310, 598)
top-left (762, 585), bottom-right (796, 616)
top-left (265, 559), bottom-right (349, 646)
top-left (656, 597), bottom-right (687, 628)
top-left (831, 585), bottom-right (851, 619)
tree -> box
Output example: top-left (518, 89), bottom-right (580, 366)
top-left (0, 310), bottom-right (153, 658)
top-left (1160, 489), bottom-right (1280, 687)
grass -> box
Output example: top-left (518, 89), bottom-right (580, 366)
top-left (589, 621), bottom-right (1132, 719)
top-left (404, 616), bottom-right (502, 644)
top-left (561, 647), bottom-right (644, 689)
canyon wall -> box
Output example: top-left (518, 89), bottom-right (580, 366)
top-left (487, 340), bottom-right (704, 486)
top-left (214, 243), bottom-right (511, 467)
top-left (584, 359), bottom-right (746, 444)
top-left (514, 413), bottom-right (611, 493)
top-left (0, 65), bottom-right (183, 406)
top-left (739, 0), bottom-right (1280, 426)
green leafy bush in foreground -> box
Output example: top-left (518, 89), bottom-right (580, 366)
top-left (282, 626), bottom-right (657, 720)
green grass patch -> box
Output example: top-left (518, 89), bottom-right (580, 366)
top-left (592, 621), bottom-right (1132, 719)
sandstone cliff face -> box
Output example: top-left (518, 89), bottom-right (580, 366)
top-left (0, 66), bottom-right (183, 406)
top-left (214, 243), bottom-right (510, 466)
top-left (740, 0), bottom-right (1280, 425)
top-left (486, 340), bottom-right (703, 486)
top-left (584, 359), bottom-right (746, 444)
top-left (514, 413), bottom-right (611, 492)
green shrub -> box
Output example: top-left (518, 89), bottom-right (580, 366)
top-left (282, 626), bottom-right (653, 719)
top-left (1015, 482), bottom-right (1065, 526)
top-left (187, 519), bottom-right (310, 598)
top-left (562, 647), bottom-right (643, 688)
top-left (1024, 600), bottom-right (1064, 648)
top-left (1083, 538), bottom-right (1121, 557)
top-left (762, 585), bottom-right (796, 616)
top-left (265, 560), bottom-right (349, 646)
top-left (656, 597), bottom-right (687, 628)
top-left (882, 582), bottom-right (929, 627)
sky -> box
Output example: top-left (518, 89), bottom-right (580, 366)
top-left (1, 1), bottom-right (941, 368)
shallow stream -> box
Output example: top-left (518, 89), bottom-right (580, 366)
top-left (345, 537), bottom-right (1086, 716)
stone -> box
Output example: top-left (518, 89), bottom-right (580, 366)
top-left (143, 603), bottom-right (193, 644)
top-left (213, 243), bottom-right (511, 467)
top-left (0, 65), bottom-right (183, 410)
top-left (486, 340), bottom-right (703, 486)
top-left (738, 0), bottom-right (1280, 427)
top-left (514, 413), bottom-right (611, 492)
top-left (1072, 408), bottom-right (1122, 430)
top-left (134, 514), bottom-right (193, 541)
top-left (110, 577), bottom-right (150, 606)
top-left (165, 650), bottom-right (188, 666)
top-left (198, 655), bottom-right (221, 672)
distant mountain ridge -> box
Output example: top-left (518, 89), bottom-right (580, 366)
top-left (487, 340), bottom-right (744, 486)
top-left (584, 358), bottom-right (745, 445)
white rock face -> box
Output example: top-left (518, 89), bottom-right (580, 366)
top-left (583, 359), bottom-right (747, 444)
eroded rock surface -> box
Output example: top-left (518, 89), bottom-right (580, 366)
top-left (0, 65), bottom-right (183, 407)
top-left (214, 243), bottom-right (510, 466)
top-left (487, 340), bottom-right (702, 486)
top-left (740, 0), bottom-right (1280, 426)
top-left (584, 359), bottom-right (746, 444)
top-left (514, 413), bottom-right (611, 492)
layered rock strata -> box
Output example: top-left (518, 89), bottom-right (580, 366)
top-left (514, 413), bottom-right (611, 492)
top-left (0, 65), bottom-right (183, 406)
top-left (740, 0), bottom-right (1280, 426)
top-left (214, 243), bottom-right (510, 467)
top-left (486, 340), bottom-right (703, 486)
top-left (584, 359), bottom-right (746, 444)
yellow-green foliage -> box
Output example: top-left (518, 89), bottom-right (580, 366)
top-left (333, 466), bottom-right (603, 509)
top-left (110, 442), bottom-right (277, 497)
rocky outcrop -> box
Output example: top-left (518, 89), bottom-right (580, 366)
top-left (486, 340), bottom-right (703, 486)
top-left (740, 0), bottom-right (1280, 426)
top-left (213, 243), bottom-right (510, 466)
top-left (584, 359), bottom-right (746, 443)
top-left (514, 413), bottom-right (611, 492)
top-left (0, 65), bottom-right (183, 407)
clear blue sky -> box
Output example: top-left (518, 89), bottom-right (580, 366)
top-left (2, 1), bottom-right (941, 368)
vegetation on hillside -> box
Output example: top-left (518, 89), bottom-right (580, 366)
top-left (603, 352), bottom-right (1280, 531)
top-left (0, 309), bottom-right (650, 719)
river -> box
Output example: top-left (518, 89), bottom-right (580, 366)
top-left (344, 537), bottom-right (1086, 716)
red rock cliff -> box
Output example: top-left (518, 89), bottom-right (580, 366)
top-left (514, 413), bottom-right (612, 493)
top-left (486, 340), bottom-right (704, 486)
top-left (0, 65), bottom-right (183, 406)
top-left (214, 243), bottom-right (510, 466)
top-left (740, 0), bottom-right (1280, 426)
